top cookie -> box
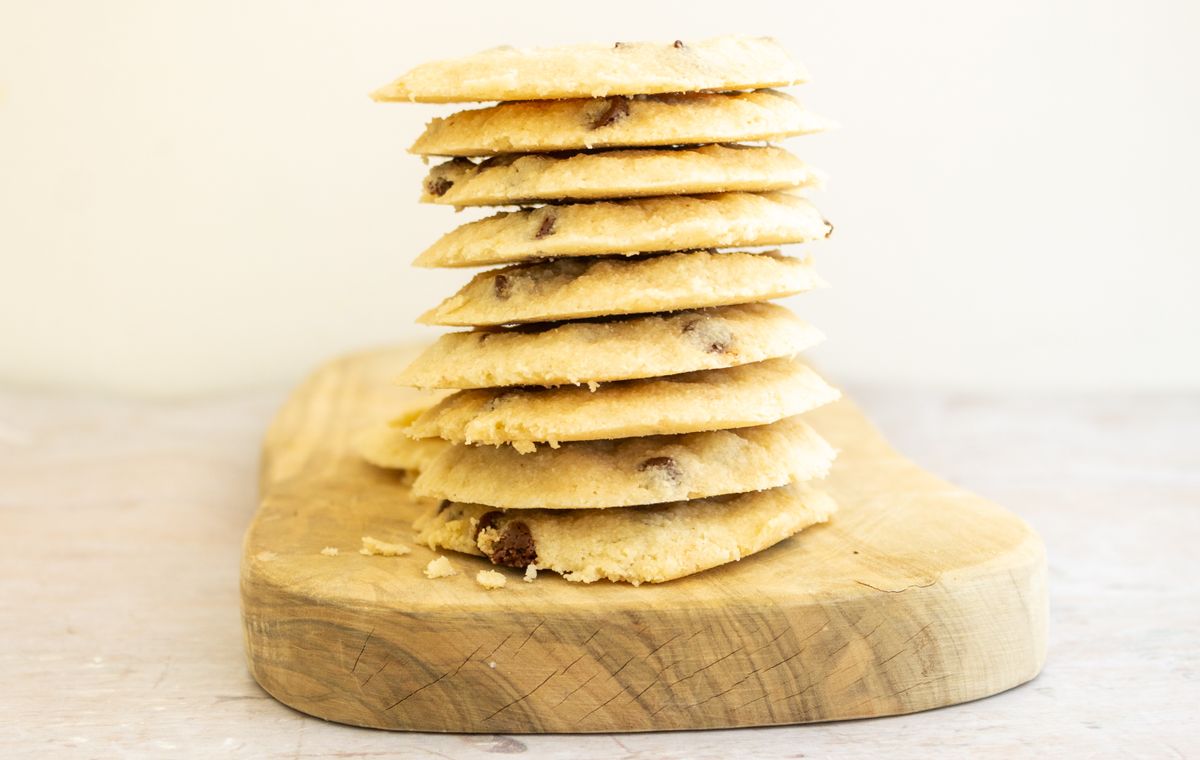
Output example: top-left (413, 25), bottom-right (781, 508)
top-left (410, 90), bottom-right (833, 157)
top-left (372, 36), bottom-right (807, 103)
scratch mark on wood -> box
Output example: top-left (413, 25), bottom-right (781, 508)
top-left (359, 656), bottom-right (391, 687)
top-left (483, 670), bottom-right (557, 721)
top-left (513, 620), bottom-right (545, 657)
top-left (351, 627), bottom-right (375, 674)
top-left (484, 633), bottom-right (513, 661)
top-left (855, 579), bottom-right (938, 593)
top-left (449, 645), bottom-right (483, 678)
top-left (749, 626), bottom-right (792, 654)
top-left (384, 670), bottom-right (451, 711)
top-left (667, 645), bottom-right (744, 687)
top-left (552, 671), bottom-right (598, 708)
top-left (646, 631), bottom-right (683, 658)
top-left (562, 652), bottom-right (588, 674)
top-left (578, 685), bottom-right (628, 723)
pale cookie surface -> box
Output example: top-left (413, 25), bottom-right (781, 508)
top-left (421, 145), bottom-right (821, 206)
top-left (415, 192), bottom-right (831, 268)
top-left (420, 250), bottom-right (825, 327)
top-left (397, 303), bottom-right (823, 389)
top-left (372, 36), bottom-right (807, 103)
top-left (411, 90), bottom-right (833, 156)
top-left (411, 416), bottom-right (835, 509)
top-left (414, 482), bottom-right (837, 585)
top-left (407, 357), bottom-right (840, 451)
top-left (354, 402), bottom-right (449, 470)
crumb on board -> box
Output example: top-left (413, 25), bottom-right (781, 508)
top-left (320, 546), bottom-right (339, 557)
top-left (488, 661), bottom-right (496, 669)
top-left (476, 569), bottom-right (507, 589)
top-left (255, 551), bottom-right (277, 562)
top-left (524, 565), bottom-right (538, 583)
top-left (359, 536), bottom-right (411, 557)
top-left (423, 556), bottom-right (458, 579)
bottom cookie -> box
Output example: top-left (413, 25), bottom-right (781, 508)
top-left (413, 483), bottom-right (836, 585)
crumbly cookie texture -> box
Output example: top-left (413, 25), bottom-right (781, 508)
top-left (412, 416), bottom-right (835, 510)
top-left (475, 569), bottom-right (507, 589)
top-left (419, 250), bottom-right (826, 327)
top-left (406, 357), bottom-right (839, 451)
top-left (372, 36), bottom-right (807, 103)
top-left (410, 90), bottom-right (833, 157)
top-left (414, 192), bottom-right (831, 268)
top-left (420, 145), bottom-right (822, 206)
top-left (415, 482), bottom-right (837, 585)
top-left (359, 536), bottom-right (411, 556)
top-left (423, 556), bottom-right (458, 579)
top-left (397, 303), bottom-right (823, 390)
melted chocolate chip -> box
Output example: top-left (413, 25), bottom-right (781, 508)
top-left (673, 39), bottom-right (685, 48)
top-left (426, 176), bottom-right (453, 197)
top-left (475, 510), bottom-right (502, 539)
top-left (638, 456), bottom-right (683, 485)
top-left (681, 318), bottom-right (731, 353)
top-left (485, 520), bottom-right (537, 568)
top-left (535, 211), bottom-right (558, 238)
top-left (493, 274), bottom-right (512, 299)
top-left (591, 96), bottom-right (631, 130)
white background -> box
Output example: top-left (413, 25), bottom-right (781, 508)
top-left (2, 0), bottom-right (1197, 396)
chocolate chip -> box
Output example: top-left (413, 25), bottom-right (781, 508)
top-left (535, 211), bottom-right (557, 238)
top-left (638, 456), bottom-right (683, 485)
top-left (673, 40), bottom-right (684, 48)
top-left (475, 510), bottom-right (502, 539)
top-left (426, 176), bottom-right (453, 197)
top-left (614, 41), bottom-right (625, 49)
top-left (591, 96), bottom-right (631, 130)
top-left (681, 318), bottom-right (732, 353)
top-left (493, 274), bottom-right (512, 299)
top-left (485, 521), bottom-right (537, 568)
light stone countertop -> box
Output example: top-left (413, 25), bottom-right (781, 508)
top-left (1, 385), bottom-right (1196, 759)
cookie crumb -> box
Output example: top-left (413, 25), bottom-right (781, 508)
top-left (488, 661), bottom-right (497, 669)
top-left (512, 440), bottom-right (537, 454)
top-left (423, 556), bottom-right (458, 579)
top-left (587, 381), bottom-right (599, 392)
top-left (476, 569), bottom-right (507, 589)
top-left (320, 546), bottom-right (339, 557)
top-left (359, 536), bottom-right (411, 556)
top-left (524, 565), bottom-right (538, 583)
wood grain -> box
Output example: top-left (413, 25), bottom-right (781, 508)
top-left (240, 346), bottom-right (1047, 733)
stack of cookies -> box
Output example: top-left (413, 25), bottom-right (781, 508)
top-left (368, 36), bottom-right (839, 586)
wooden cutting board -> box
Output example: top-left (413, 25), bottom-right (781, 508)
top-left (240, 346), bottom-right (1047, 733)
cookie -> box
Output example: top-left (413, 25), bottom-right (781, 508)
top-left (372, 36), bottom-right (807, 103)
top-left (413, 482), bottom-right (837, 585)
top-left (407, 357), bottom-right (840, 451)
top-left (410, 90), bottom-right (833, 157)
top-left (420, 145), bottom-right (822, 207)
top-left (415, 192), bottom-right (831, 268)
top-left (354, 402), bottom-right (448, 471)
top-left (397, 302), bottom-right (823, 389)
top-left (419, 250), bottom-right (825, 327)
top-left (411, 416), bottom-right (835, 509)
